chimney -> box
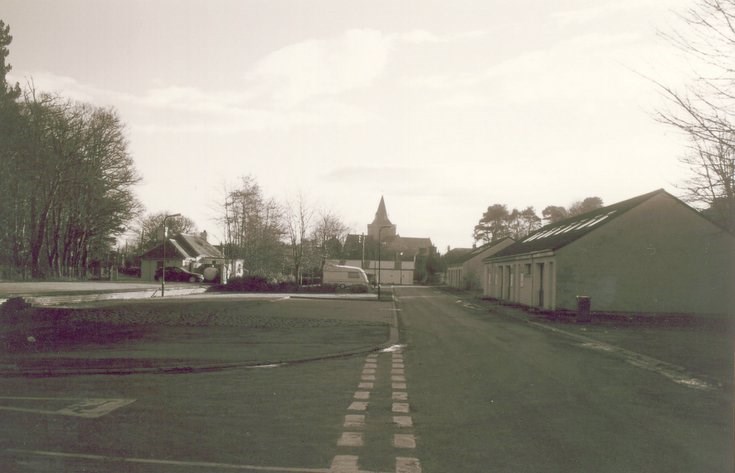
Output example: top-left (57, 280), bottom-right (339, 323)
top-left (200, 230), bottom-right (208, 242)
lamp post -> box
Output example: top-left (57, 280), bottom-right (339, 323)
top-left (161, 213), bottom-right (181, 297)
top-left (377, 225), bottom-right (391, 301)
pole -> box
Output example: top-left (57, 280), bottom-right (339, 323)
top-left (377, 225), bottom-right (390, 300)
top-left (161, 213), bottom-right (181, 297)
top-left (378, 231), bottom-right (381, 300)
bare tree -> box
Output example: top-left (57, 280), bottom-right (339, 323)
top-left (312, 209), bottom-right (349, 259)
top-left (284, 193), bottom-right (313, 284)
top-left (218, 176), bottom-right (284, 276)
top-left (657, 0), bottom-right (735, 231)
top-left (137, 212), bottom-right (197, 249)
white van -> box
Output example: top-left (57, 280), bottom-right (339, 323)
top-left (322, 264), bottom-right (370, 288)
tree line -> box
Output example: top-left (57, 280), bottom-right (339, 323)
top-left (217, 175), bottom-right (349, 282)
top-left (473, 197), bottom-right (603, 244)
top-left (0, 21), bottom-right (140, 279)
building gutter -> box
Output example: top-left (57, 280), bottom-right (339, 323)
top-left (485, 249), bottom-right (555, 264)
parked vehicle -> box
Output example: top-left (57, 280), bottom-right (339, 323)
top-left (322, 264), bottom-right (369, 288)
top-left (154, 266), bottom-right (204, 283)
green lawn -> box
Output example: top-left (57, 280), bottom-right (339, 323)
top-left (0, 298), bottom-right (393, 372)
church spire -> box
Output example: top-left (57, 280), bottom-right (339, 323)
top-left (372, 196), bottom-right (392, 225)
top-left (368, 195), bottom-right (397, 240)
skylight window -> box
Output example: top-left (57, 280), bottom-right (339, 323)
top-left (521, 210), bottom-right (617, 244)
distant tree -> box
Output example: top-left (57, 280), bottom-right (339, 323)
top-left (218, 175), bottom-right (285, 276)
top-left (284, 193), bottom-right (313, 285)
top-left (656, 0), bottom-right (735, 231)
top-left (568, 197), bottom-right (604, 217)
top-left (0, 21), bottom-right (19, 97)
top-left (542, 197), bottom-right (603, 223)
top-left (312, 210), bottom-right (349, 258)
top-left (136, 212), bottom-right (197, 249)
top-left (0, 21), bottom-right (23, 277)
top-left (16, 91), bottom-right (140, 278)
top-left (0, 22), bottom-right (141, 279)
top-left (508, 206), bottom-right (542, 239)
top-left (542, 205), bottom-right (569, 223)
top-left (474, 204), bottom-right (541, 243)
top-left (473, 204), bottom-right (510, 243)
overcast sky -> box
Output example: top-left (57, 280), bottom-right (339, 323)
top-left (2, 0), bottom-right (697, 251)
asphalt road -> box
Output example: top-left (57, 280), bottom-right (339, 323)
top-left (0, 287), bottom-right (731, 472)
top-left (395, 286), bottom-right (732, 472)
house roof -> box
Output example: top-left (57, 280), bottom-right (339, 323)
top-left (491, 189), bottom-right (666, 259)
top-left (443, 247), bottom-right (473, 265)
top-left (449, 237), bottom-right (514, 267)
top-left (389, 236), bottom-right (433, 254)
top-left (141, 233), bottom-right (224, 260)
top-left (176, 234), bottom-right (223, 259)
top-left (463, 237), bottom-right (514, 262)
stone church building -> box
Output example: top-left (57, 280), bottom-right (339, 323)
top-left (334, 197), bottom-right (434, 285)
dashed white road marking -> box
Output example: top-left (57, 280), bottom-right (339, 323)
top-left (396, 457), bottom-right (422, 473)
top-left (393, 434), bottom-right (417, 449)
top-left (343, 415), bottom-right (365, 428)
top-left (347, 401), bottom-right (368, 411)
top-left (393, 416), bottom-right (413, 428)
top-left (330, 455), bottom-right (359, 473)
top-left (392, 403), bottom-right (410, 413)
top-left (337, 432), bottom-right (364, 447)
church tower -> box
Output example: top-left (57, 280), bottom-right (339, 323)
top-left (367, 196), bottom-right (397, 241)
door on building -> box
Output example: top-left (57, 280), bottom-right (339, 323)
top-left (537, 262), bottom-right (545, 307)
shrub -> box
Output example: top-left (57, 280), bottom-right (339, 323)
top-left (207, 276), bottom-right (370, 294)
top-left (0, 297), bottom-right (32, 323)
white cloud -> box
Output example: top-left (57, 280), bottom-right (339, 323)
top-left (399, 29), bottom-right (488, 44)
top-left (252, 29), bottom-right (392, 107)
top-left (551, 0), bottom-right (690, 26)
top-left (402, 30), bottom-right (682, 110)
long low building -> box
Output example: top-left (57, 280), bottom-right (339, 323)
top-left (483, 189), bottom-right (735, 317)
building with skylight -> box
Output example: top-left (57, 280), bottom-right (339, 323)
top-left (483, 189), bottom-right (735, 316)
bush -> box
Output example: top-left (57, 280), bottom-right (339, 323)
top-left (208, 276), bottom-right (370, 294)
top-left (0, 297), bottom-right (32, 324)
top-left (217, 275), bottom-right (273, 292)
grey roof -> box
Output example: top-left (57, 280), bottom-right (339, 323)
top-left (176, 234), bottom-right (224, 259)
top-left (444, 248), bottom-right (473, 265)
top-left (450, 237), bottom-right (514, 266)
top-left (141, 233), bottom-right (224, 260)
top-left (492, 189), bottom-right (666, 258)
